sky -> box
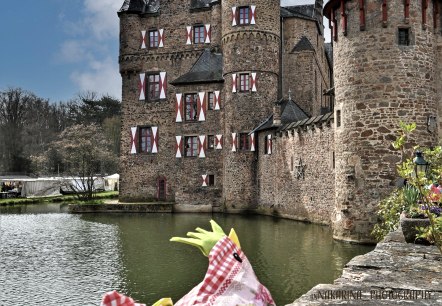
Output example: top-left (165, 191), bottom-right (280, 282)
top-left (0, 0), bottom-right (324, 103)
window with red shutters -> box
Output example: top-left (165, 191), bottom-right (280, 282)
top-left (193, 25), bottom-right (205, 44)
top-left (147, 73), bottom-right (160, 101)
top-left (239, 133), bottom-right (250, 151)
top-left (149, 29), bottom-right (159, 48)
top-left (207, 135), bottom-right (215, 150)
top-left (239, 73), bottom-right (249, 92)
top-left (185, 93), bottom-right (198, 121)
top-left (239, 6), bottom-right (250, 25)
top-left (207, 92), bottom-right (215, 110)
top-left (185, 136), bottom-right (198, 157)
top-left (139, 127), bottom-right (153, 153)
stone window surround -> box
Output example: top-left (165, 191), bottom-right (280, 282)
top-left (397, 26), bottom-right (413, 46)
top-left (208, 174), bottom-right (215, 186)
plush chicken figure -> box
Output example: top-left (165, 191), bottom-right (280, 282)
top-left (101, 220), bottom-right (275, 306)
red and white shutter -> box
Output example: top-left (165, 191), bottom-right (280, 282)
top-left (250, 133), bottom-right (256, 151)
top-left (130, 127), bottom-right (138, 154)
top-left (267, 134), bottom-right (272, 155)
top-left (232, 74), bottom-right (237, 93)
top-left (159, 72), bottom-right (167, 99)
top-left (202, 175), bottom-right (208, 187)
top-left (186, 26), bottom-right (192, 44)
top-left (139, 73), bottom-right (146, 101)
top-left (204, 24), bottom-right (211, 43)
top-left (198, 92), bottom-right (206, 121)
top-left (250, 6), bottom-right (256, 25)
top-left (251, 73), bottom-right (257, 92)
top-left (199, 135), bottom-right (206, 158)
top-left (152, 126), bottom-right (158, 153)
top-left (214, 91), bottom-right (221, 110)
top-left (175, 93), bottom-right (183, 122)
top-left (176, 136), bottom-right (183, 158)
top-left (232, 7), bottom-right (237, 26)
top-left (232, 133), bottom-right (237, 152)
top-left (215, 135), bottom-right (223, 149)
top-left (158, 29), bottom-right (164, 47)
top-left (141, 30), bottom-right (147, 49)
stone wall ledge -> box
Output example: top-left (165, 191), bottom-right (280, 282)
top-left (287, 231), bottom-right (442, 305)
top-left (68, 203), bottom-right (174, 213)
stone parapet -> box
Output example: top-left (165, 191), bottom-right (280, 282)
top-left (288, 231), bottom-right (442, 305)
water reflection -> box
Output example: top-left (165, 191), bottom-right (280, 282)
top-left (0, 205), bottom-right (374, 305)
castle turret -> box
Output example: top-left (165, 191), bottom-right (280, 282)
top-left (221, 0), bottom-right (280, 209)
top-left (324, 0), bottom-right (439, 242)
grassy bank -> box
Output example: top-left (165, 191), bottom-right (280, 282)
top-left (0, 191), bottom-right (118, 206)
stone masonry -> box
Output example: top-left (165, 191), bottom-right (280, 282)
top-left (324, 0), bottom-right (441, 243)
top-left (118, 0), bottom-right (332, 214)
top-left (116, 0), bottom-right (442, 243)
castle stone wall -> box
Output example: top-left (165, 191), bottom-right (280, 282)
top-left (222, 0), bottom-right (281, 209)
top-left (119, 1), bottom-right (225, 204)
top-left (326, 0), bottom-right (439, 242)
top-left (281, 17), bottom-right (331, 116)
top-left (257, 122), bottom-right (335, 224)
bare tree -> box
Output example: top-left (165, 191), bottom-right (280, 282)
top-left (40, 124), bottom-right (118, 200)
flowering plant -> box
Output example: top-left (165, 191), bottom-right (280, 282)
top-left (372, 122), bottom-right (442, 255)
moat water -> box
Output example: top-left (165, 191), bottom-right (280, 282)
top-left (0, 204), bottom-right (374, 305)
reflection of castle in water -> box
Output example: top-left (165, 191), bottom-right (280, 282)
top-left (117, 0), bottom-right (442, 243)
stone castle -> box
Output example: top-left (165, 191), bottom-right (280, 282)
top-left (117, 0), bottom-right (442, 243)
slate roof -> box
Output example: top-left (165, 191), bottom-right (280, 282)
top-left (291, 36), bottom-right (315, 53)
top-left (118, 0), bottom-right (160, 15)
top-left (279, 112), bottom-right (334, 132)
top-left (250, 98), bottom-right (309, 134)
top-left (280, 5), bottom-right (316, 20)
top-left (171, 49), bottom-right (223, 85)
top-left (190, 0), bottom-right (219, 10)
top-left (280, 99), bottom-right (309, 123)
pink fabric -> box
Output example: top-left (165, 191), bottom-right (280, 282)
top-left (101, 290), bottom-right (146, 306)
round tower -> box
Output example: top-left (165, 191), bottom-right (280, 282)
top-left (324, 0), bottom-right (439, 242)
top-left (221, 0), bottom-right (280, 209)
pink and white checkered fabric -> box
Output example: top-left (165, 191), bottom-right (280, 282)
top-left (101, 290), bottom-right (146, 306)
top-left (175, 236), bottom-right (275, 306)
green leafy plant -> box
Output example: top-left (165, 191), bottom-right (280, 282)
top-left (373, 121), bottom-right (442, 254)
top-left (372, 189), bottom-right (405, 241)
